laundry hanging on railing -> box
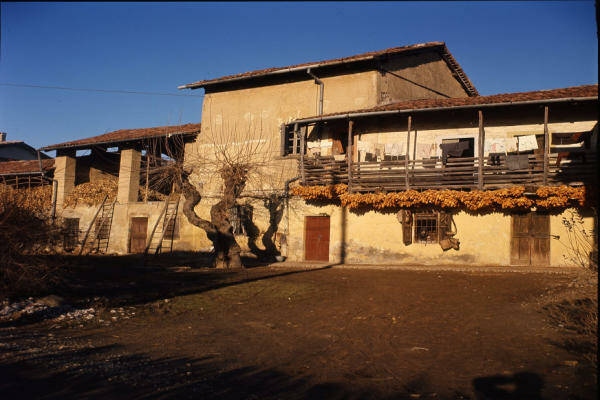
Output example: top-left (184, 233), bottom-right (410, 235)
top-left (484, 138), bottom-right (507, 154)
top-left (517, 135), bottom-right (538, 152)
top-left (416, 143), bottom-right (436, 160)
top-left (384, 143), bottom-right (404, 157)
top-left (505, 154), bottom-right (530, 170)
top-left (440, 141), bottom-right (470, 163)
top-left (505, 137), bottom-right (518, 152)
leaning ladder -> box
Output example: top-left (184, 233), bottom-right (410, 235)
top-left (144, 195), bottom-right (180, 256)
top-left (78, 195), bottom-right (108, 256)
top-left (89, 201), bottom-right (116, 254)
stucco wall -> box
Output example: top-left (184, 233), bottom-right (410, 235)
top-left (285, 199), bottom-right (596, 267)
top-left (59, 201), bottom-right (171, 254)
top-left (379, 51), bottom-right (470, 103)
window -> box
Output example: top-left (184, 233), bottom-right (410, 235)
top-left (281, 125), bottom-right (302, 156)
top-left (414, 213), bottom-right (438, 244)
top-left (63, 218), bottom-right (80, 251)
top-left (405, 211), bottom-right (453, 244)
top-left (228, 205), bottom-right (250, 235)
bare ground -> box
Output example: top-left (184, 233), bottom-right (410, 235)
top-left (0, 257), bottom-right (597, 400)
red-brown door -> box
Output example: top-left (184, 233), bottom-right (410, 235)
top-left (511, 212), bottom-right (550, 266)
top-left (129, 217), bottom-right (148, 254)
top-left (305, 216), bottom-right (330, 261)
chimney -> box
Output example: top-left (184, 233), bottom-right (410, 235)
top-left (0, 132), bottom-right (6, 142)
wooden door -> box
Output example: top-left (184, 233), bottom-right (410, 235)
top-left (511, 212), bottom-right (550, 266)
top-left (129, 217), bottom-right (148, 253)
top-left (305, 216), bottom-right (330, 261)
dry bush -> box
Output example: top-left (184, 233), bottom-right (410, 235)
top-left (0, 185), bottom-right (64, 299)
top-left (544, 294), bottom-right (598, 368)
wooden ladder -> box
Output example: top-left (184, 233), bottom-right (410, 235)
top-left (91, 201), bottom-right (116, 254)
top-left (78, 195), bottom-right (112, 256)
top-left (145, 195), bottom-right (180, 256)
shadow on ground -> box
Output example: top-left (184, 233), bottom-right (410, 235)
top-left (0, 337), bottom-right (477, 400)
top-left (3, 252), bottom-right (333, 327)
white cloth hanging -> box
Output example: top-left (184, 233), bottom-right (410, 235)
top-left (505, 137), bottom-right (518, 152)
top-left (484, 138), bottom-right (507, 154)
top-left (518, 135), bottom-right (538, 151)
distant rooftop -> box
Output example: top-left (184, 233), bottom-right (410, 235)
top-left (0, 159), bottom-right (54, 176)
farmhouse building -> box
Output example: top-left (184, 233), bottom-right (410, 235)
top-left (179, 41), bottom-right (597, 267)
top-left (36, 41), bottom-right (597, 267)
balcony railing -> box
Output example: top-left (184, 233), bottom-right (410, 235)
top-left (301, 152), bottom-right (596, 192)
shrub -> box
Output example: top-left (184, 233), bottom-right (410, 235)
top-left (0, 185), bottom-right (64, 299)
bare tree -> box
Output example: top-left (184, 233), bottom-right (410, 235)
top-left (158, 116), bottom-right (293, 269)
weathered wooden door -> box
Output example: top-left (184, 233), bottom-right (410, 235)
top-left (129, 217), bottom-right (148, 254)
top-left (511, 212), bottom-right (550, 266)
top-left (305, 216), bottom-right (330, 261)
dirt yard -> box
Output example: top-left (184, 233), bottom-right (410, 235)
top-left (0, 259), bottom-right (597, 399)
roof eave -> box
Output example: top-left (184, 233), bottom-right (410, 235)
top-left (288, 96), bottom-right (598, 126)
top-left (39, 130), bottom-right (200, 152)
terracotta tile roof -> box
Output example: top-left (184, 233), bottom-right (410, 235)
top-left (299, 84), bottom-right (598, 121)
top-left (0, 159), bottom-right (54, 175)
top-left (180, 41), bottom-right (478, 96)
top-left (40, 123), bottom-right (201, 151)
top-left (0, 140), bottom-right (26, 146)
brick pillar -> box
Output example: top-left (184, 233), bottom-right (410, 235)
top-left (117, 149), bottom-right (141, 204)
top-left (54, 155), bottom-right (76, 208)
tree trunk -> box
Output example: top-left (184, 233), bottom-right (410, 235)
top-left (181, 176), bottom-right (244, 269)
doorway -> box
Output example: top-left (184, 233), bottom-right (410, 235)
top-left (510, 212), bottom-right (550, 266)
top-left (129, 217), bottom-right (148, 254)
top-left (305, 216), bottom-right (330, 261)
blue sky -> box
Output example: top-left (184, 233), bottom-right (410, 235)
top-left (1, 2), bottom-right (597, 151)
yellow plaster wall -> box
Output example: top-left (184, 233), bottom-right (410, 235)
top-left (380, 52), bottom-right (470, 102)
top-left (285, 199), bottom-right (595, 267)
top-left (550, 209), bottom-right (596, 267)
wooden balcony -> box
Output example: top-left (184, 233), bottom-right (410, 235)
top-left (301, 152), bottom-right (596, 192)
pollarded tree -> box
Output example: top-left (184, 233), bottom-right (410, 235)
top-left (157, 118), bottom-right (293, 269)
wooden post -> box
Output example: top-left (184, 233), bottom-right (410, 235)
top-left (478, 110), bottom-right (484, 190)
top-left (298, 123), bottom-right (305, 184)
top-left (292, 124), bottom-right (299, 155)
top-left (15, 175), bottom-right (19, 189)
top-left (347, 119), bottom-right (353, 192)
top-left (405, 116), bottom-right (411, 190)
top-left (144, 149), bottom-right (150, 202)
top-left (543, 106), bottom-right (549, 185)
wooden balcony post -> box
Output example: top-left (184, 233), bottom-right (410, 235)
top-left (298, 123), bottom-right (305, 184)
top-left (478, 110), bottom-right (484, 190)
top-left (347, 119), bottom-right (353, 192)
top-left (405, 116), bottom-right (411, 190)
top-left (543, 106), bottom-right (549, 185)
top-left (292, 124), bottom-right (298, 155)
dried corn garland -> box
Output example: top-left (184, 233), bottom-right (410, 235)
top-left (290, 184), bottom-right (587, 212)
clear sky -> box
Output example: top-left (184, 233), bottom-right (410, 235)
top-left (1, 2), bottom-right (597, 151)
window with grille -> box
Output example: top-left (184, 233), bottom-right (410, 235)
top-left (414, 213), bottom-right (438, 244)
top-left (411, 211), bottom-right (453, 244)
